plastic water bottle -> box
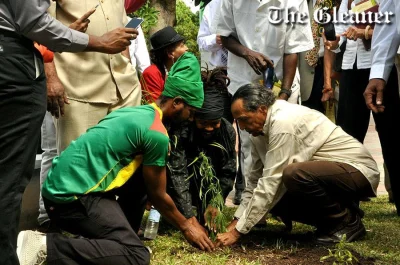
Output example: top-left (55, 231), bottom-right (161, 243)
top-left (144, 208), bottom-right (161, 240)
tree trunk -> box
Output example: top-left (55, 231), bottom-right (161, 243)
top-left (149, 0), bottom-right (176, 35)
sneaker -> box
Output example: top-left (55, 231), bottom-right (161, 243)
top-left (315, 213), bottom-right (366, 244)
top-left (17, 230), bottom-right (47, 265)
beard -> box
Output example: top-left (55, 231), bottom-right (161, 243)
top-left (170, 108), bottom-right (186, 125)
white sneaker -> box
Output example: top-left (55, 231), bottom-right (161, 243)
top-left (17, 230), bottom-right (47, 265)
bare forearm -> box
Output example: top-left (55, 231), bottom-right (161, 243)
top-left (149, 192), bottom-right (189, 231)
top-left (324, 50), bottom-right (335, 88)
top-left (281, 53), bottom-right (298, 89)
top-left (44, 61), bottom-right (60, 81)
top-left (221, 36), bottom-right (248, 58)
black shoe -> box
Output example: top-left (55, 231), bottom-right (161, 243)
top-left (315, 213), bottom-right (366, 244)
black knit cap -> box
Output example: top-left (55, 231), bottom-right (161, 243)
top-left (150, 26), bottom-right (185, 51)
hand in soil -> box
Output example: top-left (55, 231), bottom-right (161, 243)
top-left (182, 216), bottom-right (215, 251)
top-left (216, 228), bottom-right (241, 247)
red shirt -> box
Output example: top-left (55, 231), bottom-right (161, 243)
top-left (142, 64), bottom-right (166, 102)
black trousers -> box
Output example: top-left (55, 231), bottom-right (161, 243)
top-left (272, 161), bottom-right (375, 231)
top-left (44, 194), bottom-right (150, 265)
top-left (0, 32), bottom-right (46, 265)
top-left (44, 171), bottom-right (149, 265)
top-left (337, 66), bottom-right (400, 214)
top-left (302, 57), bottom-right (325, 113)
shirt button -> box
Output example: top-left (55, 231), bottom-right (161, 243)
top-left (255, 27), bottom-right (260, 32)
top-left (107, 16), bottom-right (110, 20)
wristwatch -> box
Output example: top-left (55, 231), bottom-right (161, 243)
top-left (279, 88), bottom-right (292, 98)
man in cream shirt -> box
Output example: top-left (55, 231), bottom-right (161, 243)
top-left (217, 84), bottom-right (380, 246)
top-left (49, 0), bottom-right (142, 152)
top-left (216, 0), bottom-right (313, 193)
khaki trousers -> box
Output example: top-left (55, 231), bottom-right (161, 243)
top-left (55, 88), bottom-right (141, 153)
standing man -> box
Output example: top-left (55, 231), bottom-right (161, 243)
top-left (0, 1), bottom-right (138, 264)
top-left (217, 85), bottom-right (379, 246)
top-left (49, 0), bottom-right (143, 153)
top-left (197, 0), bottom-right (227, 69)
top-left (217, 0), bottom-right (313, 193)
top-left (364, 0), bottom-right (400, 215)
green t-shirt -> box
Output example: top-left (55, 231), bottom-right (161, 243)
top-left (42, 103), bottom-right (169, 203)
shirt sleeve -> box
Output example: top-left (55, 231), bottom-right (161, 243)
top-left (166, 129), bottom-right (194, 219)
top-left (197, 6), bottom-right (221, 52)
top-left (284, 0), bottom-right (314, 54)
top-left (135, 26), bottom-right (151, 73)
top-left (8, 0), bottom-right (88, 52)
top-left (369, 0), bottom-right (400, 81)
top-left (142, 129), bottom-right (169, 167)
top-left (142, 66), bottom-right (164, 101)
top-left (218, 125), bottom-right (237, 199)
top-left (216, 0), bottom-right (237, 38)
top-left (235, 133), bottom-right (299, 234)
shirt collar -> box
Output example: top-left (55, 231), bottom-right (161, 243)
top-left (150, 102), bottom-right (163, 120)
top-left (262, 102), bottom-right (275, 136)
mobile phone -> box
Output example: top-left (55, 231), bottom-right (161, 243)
top-left (263, 66), bottom-right (275, 89)
top-left (125, 17), bottom-right (144, 29)
top-left (323, 22), bottom-right (336, 41)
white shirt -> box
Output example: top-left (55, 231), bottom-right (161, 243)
top-left (217, 0), bottom-right (314, 94)
top-left (197, 0), bottom-right (226, 67)
top-left (335, 0), bottom-right (372, 70)
top-left (235, 100), bottom-right (380, 234)
top-left (369, 0), bottom-right (400, 81)
top-left (128, 24), bottom-right (151, 73)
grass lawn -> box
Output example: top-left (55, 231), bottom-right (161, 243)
top-left (143, 196), bottom-right (399, 265)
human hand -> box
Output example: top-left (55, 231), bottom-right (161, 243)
top-left (364, 78), bottom-right (386, 113)
top-left (47, 76), bottom-right (69, 118)
top-left (243, 49), bottom-right (274, 75)
top-left (87, 28), bottom-right (139, 54)
top-left (342, 26), bottom-right (364, 41)
top-left (322, 32), bottom-right (340, 51)
top-left (216, 228), bottom-right (241, 247)
top-left (204, 205), bottom-right (219, 232)
top-left (181, 217), bottom-right (215, 251)
top-left (321, 86), bottom-right (335, 108)
top-left (216, 35), bottom-right (222, 45)
top-left (69, 8), bottom-right (96, 32)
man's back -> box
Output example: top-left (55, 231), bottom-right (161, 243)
top-left (42, 104), bottom-right (169, 203)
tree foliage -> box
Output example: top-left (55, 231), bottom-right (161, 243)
top-left (175, 0), bottom-right (200, 59)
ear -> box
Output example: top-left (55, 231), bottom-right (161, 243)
top-left (172, 97), bottom-right (185, 107)
top-left (167, 50), bottom-right (175, 60)
top-left (258, 105), bottom-right (268, 115)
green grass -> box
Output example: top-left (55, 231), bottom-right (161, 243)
top-left (143, 196), bottom-right (399, 264)
top-left (349, 196), bottom-right (400, 264)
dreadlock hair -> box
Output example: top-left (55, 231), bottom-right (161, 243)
top-left (201, 65), bottom-right (230, 93)
top-left (150, 40), bottom-right (184, 79)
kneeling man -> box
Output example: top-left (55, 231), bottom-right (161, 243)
top-left (217, 84), bottom-right (379, 246)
